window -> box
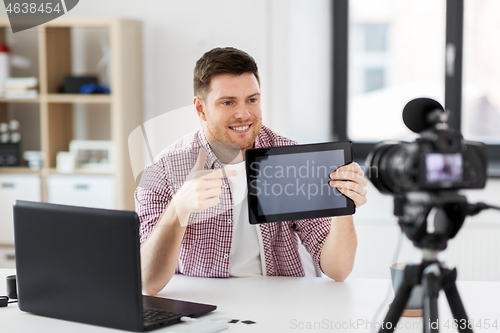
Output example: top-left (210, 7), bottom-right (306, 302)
top-left (351, 23), bottom-right (389, 95)
top-left (462, 0), bottom-right (500, 144)
top-left (333, 0), bottom-right (500, 175)
top-left (364, 67), bottom-right (385, 93)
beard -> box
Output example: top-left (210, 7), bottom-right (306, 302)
top-left (205, 117), bottom-right (262, 151)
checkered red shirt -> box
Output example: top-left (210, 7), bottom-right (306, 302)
top-left (135, 125), bottom-right (331, 277)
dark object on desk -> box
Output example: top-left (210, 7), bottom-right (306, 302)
top-left (0, 143), bottom-right (20, 166)
top-left (389, 264), bottom-right (422, 317)
top-left (80, 83), bottom-right (111, 94)
top-left (6, 275), bottom-right (17, 300)
top-left (13, 201), bottom-right (217, 332)
top-left (1, 273), bottom-right (17, 307)
top-left (241, 320), bottom-right (256, 325)
top-left (60, 75), bottom-right (98, 93)
top-left (245, 141), bottom-right (354, 224)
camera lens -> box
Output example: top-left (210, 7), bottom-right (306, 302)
top-left (365, 141), bottom-right (421, 194)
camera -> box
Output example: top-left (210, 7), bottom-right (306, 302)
top-left (365, 98), bottom-right (488, 194)
top-left (364, 98), bottom-right (500, 333)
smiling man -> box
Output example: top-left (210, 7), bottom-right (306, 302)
top-left (136, 47), bottom-right (368, 295)
top-left (197, 71), bottom-right (262, 153)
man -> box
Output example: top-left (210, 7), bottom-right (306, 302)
top-left (136, 47), bottom-right (368, 296)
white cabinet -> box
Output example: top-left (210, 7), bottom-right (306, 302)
top-left (0, 175), bottom-right (42, 244)
top-left (47, 175), bottom-right (116, 210)
top-left (0, 246), bottom-right (15, 268)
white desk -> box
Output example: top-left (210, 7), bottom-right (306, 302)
top-left (1, 268), bottom-right (499, 333)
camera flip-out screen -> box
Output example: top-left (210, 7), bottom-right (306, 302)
top-left (425, 153), bottom-right (463, 183)
top-left (245, 141), bottom-right (355, 224)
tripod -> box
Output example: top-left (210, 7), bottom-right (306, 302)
top-left (378, 192), bottom-right (477, 333)
top-left (380, 253), bottom-right (472, 333)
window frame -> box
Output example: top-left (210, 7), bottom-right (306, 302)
top-left (332, 0), bottom-right (500, 176)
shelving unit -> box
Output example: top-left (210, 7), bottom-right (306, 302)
top-left (0, 17), bottom-right (143, 251)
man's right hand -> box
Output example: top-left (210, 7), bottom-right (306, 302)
top-left (172, 148), bottom-right (237, 226)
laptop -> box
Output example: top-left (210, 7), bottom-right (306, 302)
top-left (13, 200), bottom-right (217, 331)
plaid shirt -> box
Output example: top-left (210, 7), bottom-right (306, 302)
top-left (135, 125), bottom-right (331, 277)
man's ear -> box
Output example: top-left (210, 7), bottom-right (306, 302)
top-left (194, 96), bottom-right (207, 121)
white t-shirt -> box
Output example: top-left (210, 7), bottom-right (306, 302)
top-left (225, 161), bottom-right (263, 277)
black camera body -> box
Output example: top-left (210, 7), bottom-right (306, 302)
top-left (365, 98), bottom-right (488, 195)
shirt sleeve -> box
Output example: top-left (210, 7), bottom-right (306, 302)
top-left (134, 160), bottom-right (174, 244)
top-left (292, 217), bottom-right (332, 273)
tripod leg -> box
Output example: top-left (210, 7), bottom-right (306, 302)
top-left (378, 276), bottom-right (415, 333)
top-left (442, 268), bottom-right (473, 333)
top-left (423, 271), bottom-right (441, 333)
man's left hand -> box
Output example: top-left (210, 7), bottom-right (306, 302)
top-left (329, 162), bottom-right (368, 208)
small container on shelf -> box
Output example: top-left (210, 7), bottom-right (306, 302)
top-left (0, 43), bottom-right (10, 96)
top-left (56, 151), bottom-right (76, 173)
top-left (23, 151), bottom-right (43, 170)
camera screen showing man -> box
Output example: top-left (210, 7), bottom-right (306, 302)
top-left (425, 153), bottom-right (463, 183)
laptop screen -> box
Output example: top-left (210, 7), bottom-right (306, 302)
top-left (13, 201), bottom-right (144, 331)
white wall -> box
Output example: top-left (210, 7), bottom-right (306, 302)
top-left (0, 0), bottom-right (330, 140)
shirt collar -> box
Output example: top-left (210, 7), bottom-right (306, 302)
top-left (254, 126), bottom-right (266, 149)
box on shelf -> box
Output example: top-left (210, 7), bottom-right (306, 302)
top-left (0, 143), bottom-right (20, 166)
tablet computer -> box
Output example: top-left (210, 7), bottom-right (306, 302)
top-left (245, 141), bottom-right (355, 224)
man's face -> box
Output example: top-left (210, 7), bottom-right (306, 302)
top-left (195, 73), bottom-right (262, 153)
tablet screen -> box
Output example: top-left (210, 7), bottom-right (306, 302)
top-left (245, 141), bottom-right (354, 224)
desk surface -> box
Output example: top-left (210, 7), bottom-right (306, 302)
top-left (1, 268), bottom-right (499, 333)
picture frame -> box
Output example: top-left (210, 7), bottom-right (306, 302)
top-left (69, 140), bottom-right (115, 171)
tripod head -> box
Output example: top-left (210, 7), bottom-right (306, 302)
top-left (393, 191), bottom-right (500, 251)
top-left (393, 191), bottom-right (468, 250)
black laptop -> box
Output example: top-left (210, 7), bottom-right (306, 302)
top-left (13, 200), bottom-right (216, 331)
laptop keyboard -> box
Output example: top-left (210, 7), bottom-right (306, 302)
top-left (143, 308), bottom-right (182, 324)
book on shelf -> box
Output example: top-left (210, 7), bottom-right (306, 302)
top-left (2, 77), bottom-right (38, 99)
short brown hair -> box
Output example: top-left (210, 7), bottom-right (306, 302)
top-left (193, 47), bottom-right (260, 99)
